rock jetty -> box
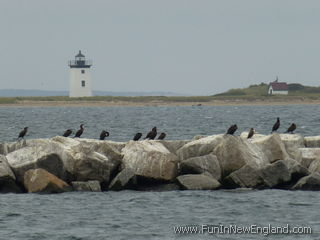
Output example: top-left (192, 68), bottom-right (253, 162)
top-left (1, 133), bottom-right (320, 193)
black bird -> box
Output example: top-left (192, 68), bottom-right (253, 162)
top-left (133, 133), bottom-right (142, 141)
top-left (226, 124), bottom-right (238, 135)
top-left (74, 124), bottom-right (84, 138)
top-left (158, 132), bottom-right (166, 140)
top-left (18, 127), bottom-right (28, 140)
top-left (145, 127), bottom-right (157, 140)
top-left (100, 130), bottom-right (110, 140)
top-left (247, 128), bottom-right (254, 139)
top-left (272, 117), bottom-right (280, 133)
top-left (286, 123), bottom-right (297, 134)
top-left (63, 129), bottom-right (72, 137)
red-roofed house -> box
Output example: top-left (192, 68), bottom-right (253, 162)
top-left (268, 80), bottom-right (288, 95)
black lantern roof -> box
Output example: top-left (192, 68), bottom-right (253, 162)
top-left (69, 50), bottom-right (92, 68)
top-left (75, 50), bottom-right (85, 58)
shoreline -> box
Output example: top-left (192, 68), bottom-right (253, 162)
top-left (1, 99), bottom-right (320, 107)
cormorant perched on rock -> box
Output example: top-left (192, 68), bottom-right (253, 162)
top-left (74, 124), bottom-right (84, 138)
top-left (100, 130), bottom-right (110, 140)
top-left (286, 123), bottom-right (297, 134)
top-left (145, 127), bottom-right (157, 140)
top-left (158, 132), bottom-right (166, 140)
top-left (63, 129), bottom-right (72, 137)
top-left (133, 133), bottom-right (142, 141)
top-left (272, 117), bottom-right (280, 133)
top-left (18, 127), bottom-right (28, 140)
top-left (247, 128), bottom-right (254, 139)
top-left (226, 124), bottom-right (238, 135)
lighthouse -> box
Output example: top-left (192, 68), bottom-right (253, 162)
top-left (68, 50), bottom-right (92, 97)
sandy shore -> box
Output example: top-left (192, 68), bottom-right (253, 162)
top-left (1, 99), bottom-right (320, 107)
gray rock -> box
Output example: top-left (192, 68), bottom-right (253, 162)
top-left (6, 146), bottom-right (65, 183)
top-left (192, 135), bottom-right (206, 140)
top-left (42, 137), bottom-right (121, 183)
top-left (121, 141), bottom-right (179, 181)
top-left (52, 137), bottom-right (123, 181)
top-left (176, 174), bottom-right (221, 190)
top-left (0, 155), bottom-right (21, 193)
top-left (299, 148), bottom-right (320, 169)
top-left (302, 148), bottom-right (320, 174)
top-left (280, 134), bottom-right (304, 147)
top-left (177, 134), bottom-right (224, 161)
top-left (260, 160), bottom-right (291, 188)
top-left (0, 140), bottom-right (27, 155)
top-left (77, 138), bottom-right (125, 158)
top-left (69, 148), bottom-right (119, 183)
top-left (223, 164), bottom-right (265, 189)
top-left (0, 155), bottom-right (16, 181)
top-left (304, 136), bottom-right (320, 148)
top-left (108, 168), bottom-right (136, 191)
top-left (159, 140), bottom-right (190, 154)
top-left (214, 135), bottom-right (268, 177)
top-left (284, 159), bottom-right (309, 181)
top-left (279, 134), bottom-right (303, 162)
top-left (224, 159), bottom-right (308, 189)
top-left (308, 160), bottom-right (320, 174)
top-left (7, 137), bottom-right (122, 185)
top-left (72, 181), bottom-right (101, 192)
top-left (252, 134), bottom-right (289, 163)
top-left (292, 173), bottom-right (320, 191)
top-left (3, 134), bottom-right (319, 192)
top-left (180, 154), bottom-right (221, 180)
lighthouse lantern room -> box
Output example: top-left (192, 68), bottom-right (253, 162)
top-left (68, 50), bottom-right (92, 97)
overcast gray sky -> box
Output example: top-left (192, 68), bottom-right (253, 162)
top-left (1, 0), bottom-right (320, 95)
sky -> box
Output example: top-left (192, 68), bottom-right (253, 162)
top-left (1, 0), bottom-right (320, 95)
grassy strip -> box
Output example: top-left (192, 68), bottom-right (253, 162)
top-left (0, 97), bottom-right (18, 104)
top-left (1, 93), bottom-right (320, 105)
top-left (0, 95), bottom-right (215, 104)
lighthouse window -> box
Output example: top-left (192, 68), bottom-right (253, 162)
top-left (81, 70), bottom-right (85, 74)
top-left (81, 81), bottom-right (85, 87)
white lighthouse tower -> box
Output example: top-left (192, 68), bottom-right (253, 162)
top-left (68, 50), bottom-right (93, 97)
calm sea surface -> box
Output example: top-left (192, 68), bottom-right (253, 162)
top-left (0, 104), bottom-right (319, 141)
top-left (0, 105), bottom-right (320, 239)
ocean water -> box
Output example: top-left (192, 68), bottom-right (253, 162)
top-left (0, 104), bottom-right (319, 141)
top-left (0, 104), bottom-right (320, 240)
top-left (0, 190), bottom-right (319, 240)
